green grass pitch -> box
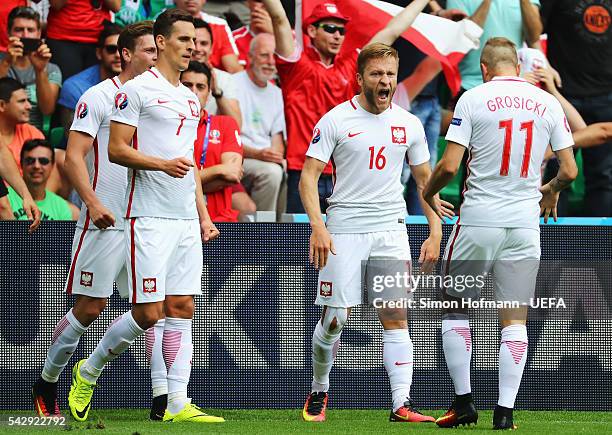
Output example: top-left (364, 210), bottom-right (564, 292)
top-left (1, 409), bottom-right (610, 434)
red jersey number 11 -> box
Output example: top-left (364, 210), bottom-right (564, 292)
top-left (499, 119), bottom-right (534, 178)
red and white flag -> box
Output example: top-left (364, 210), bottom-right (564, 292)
top-left (296, 0), bottom-right (483, 95)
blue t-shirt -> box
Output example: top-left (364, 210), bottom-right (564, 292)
top-left (57, 65), bottom-right (101, 110)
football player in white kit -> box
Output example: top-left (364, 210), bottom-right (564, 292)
top-left (423, 38), bottom-right (577, 430)
top-left (32, 22), bottom-right (157, 419)
top-left (66, 9), bottom-right (223, 424)
top-left (299, 43), bottom-right (454, 423)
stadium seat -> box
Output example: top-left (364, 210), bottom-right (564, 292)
top-left (568, 149), bottom-right (585, 215)
top-left (49, 127), bottom-right (64, 150)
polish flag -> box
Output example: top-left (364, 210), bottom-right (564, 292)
top-left (296, 0), bottom-right (483, 95)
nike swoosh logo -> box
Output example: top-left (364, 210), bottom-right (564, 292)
top-left (394, 361), bottom-right (413, 366)
top-left (348, 131), bottom-right (364, 138)
top-left (157, 99), bottom-right (169, 104)
top-left (75, 402), bottom-right (91, 419)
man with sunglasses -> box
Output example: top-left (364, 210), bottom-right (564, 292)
top-left (0, 6), bottom-right (62, 132)
top-left (7, 138), bottom-right (78, 220)
top-left (262, 0), bottom-right (431, 213)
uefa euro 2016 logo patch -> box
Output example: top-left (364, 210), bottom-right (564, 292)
top-left (76, 102), bottom-right (88, 119)
top-left (115, 92), bottom-right (128, 110)
top-left (311, 127), bottom-right (321, 144)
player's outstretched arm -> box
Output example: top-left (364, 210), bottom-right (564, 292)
top-left (65, 130), bottom-right (115, 229)
top-left (261, 0), bottom-right (295, 58)
top-left (422, 141), bottom-right (464, 220)
top-left (194, 165), bottom-right (220, 243)
top-left (572, 123), bottom-right (612, 149)
top-left (539, 147), bottom-right (578, 223)
top-left (299, 157), bottom-right (335, 270)
top-left (108, 121), bottom-right (193, 177)
top-left (0, 143), bottom-right (41, 232)
top-left (369, 0), bottom-right (430, 46)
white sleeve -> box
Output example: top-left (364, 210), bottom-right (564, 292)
top-left (70, 89), bottom-right (105, 138)
top-left (219, 71), bottom-right (238, 100)
top-left (407, 119), bottom-right (430, 166)
top-left (305, 112), bottom-right (337, 164)
top-left (445, 93), bottom-right (472, 147)
top-left (549, 100), bottom-right (575, 152)
top-left (110, 81), bottom-right (142, 127)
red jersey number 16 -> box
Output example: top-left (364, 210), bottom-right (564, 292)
top-left (368, 146), bottom-right (387, 170)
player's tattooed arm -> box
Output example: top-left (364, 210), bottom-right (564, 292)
top-left (539, 147), bottom-right (578, 223)
top-left (422, 142), bottom-right (463, 221)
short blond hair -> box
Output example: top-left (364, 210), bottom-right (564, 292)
top-left (480, 37), bottom-right (518, 71)
top-left (357, 42), bottom-right (399, 76)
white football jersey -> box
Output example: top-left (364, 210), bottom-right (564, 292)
top-left (70, 76), bottom-right (126, 230)
top-left (306, 96), bottom-right (430, 233)
top-left (446, 76), bottom-right (574, 230)
top-left (110, 68), bottom-right (201, 219)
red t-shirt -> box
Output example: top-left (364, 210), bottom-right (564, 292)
top-left (194, 113), bottom-right (242, 222)
top-left (47, 0), bottom-right (112, 44)
top-left (0, 0), bottom-right (26, 52)
top-left (232, 25), bottom-right (253, 68)
top-left (200, 12), bottom-right (239, 72)
top-left (276, 44), bottom-right (360, 174)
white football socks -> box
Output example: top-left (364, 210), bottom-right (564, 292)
top-left (81, 311), bottom-right (144, 384)
top-left (311, 317), bottom-right (343, 393)
top-left (164, 317), bottom-right (193, 415)
top-left (42, 309), bottom-right (88, 383)
top-left (146, 318), bottom-right (168, 398)
top-left (442, 315), bottom-right (472, 395)
top-left (383, 329), bottom-right (414, 412)
top-left (498, 324), bottom-right (528, 408)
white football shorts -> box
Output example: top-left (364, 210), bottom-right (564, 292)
top-left (442, 224), bottom-right (541, 303)
top-left (315, 230), bottom-right (411, 308)
top-left (126, 217), bottom-right (203, 304)
top-left (65, 228), bottom-right (129, 298)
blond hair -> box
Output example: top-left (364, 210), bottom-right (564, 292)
top-left (357, 42), bottom-right (399, 76)
top-left (480, 37), bottom-right (518, 72)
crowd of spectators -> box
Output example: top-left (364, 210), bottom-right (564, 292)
top-left (0, 0), bottom-right (610, 224)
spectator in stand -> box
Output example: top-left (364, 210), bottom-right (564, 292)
top-left (204, 0), bottom-right (250, 25)
top-left (181, 61), bottom-right (253, 222)
top-left (193, 18), bottom-right (242, 127)
top-left (52, 22), bottom-right (122, 198)
top-left (0, 77), bottom-right (44, 168)
top-left (233, 0), bottom-right (274, 68)
top-left (114, 0), bottom-right (173, 26)
top-left (0, 0), bottom-right (27, 52)
top-left (0, 6), bottom-right (61, 132)
top-left (541, 1), bottom-right (612, 216)
top-left (234, 33), bottom-right (285, 214)
top-left (262, 0), bottom-right (433, 213)
top-left (46, 0), bottom-right (120, 80)
top-left (8, 138), bottom-right (78, 220)
top-left (174, 0), bottom-right (243, 72)
top-left (0, 135), bottom-right (41, 227)
top-left (447, 0), bottom-right (543, 96)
